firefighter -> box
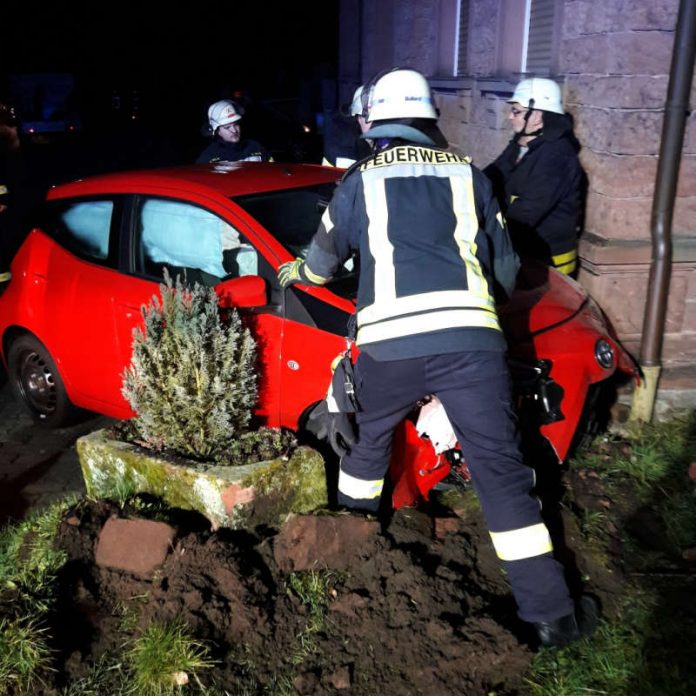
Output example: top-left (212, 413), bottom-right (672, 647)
top-left (196, 99), bottom-right (272, 164)
top-left (321, 84), bottom-right (372, 168)
top-left (484, 77), bottom-right (584, 276)
top-left (278, 68), bottom-right (597, 648)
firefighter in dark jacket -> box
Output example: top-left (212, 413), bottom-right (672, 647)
top-left (322, 85), bottom-right (371, 169)
top-left (278, 68), bottom-right (597, 648)
top-left (484, 78), bottom-right (583, 275)
top-left (197, 100), bottom-right (272, 164)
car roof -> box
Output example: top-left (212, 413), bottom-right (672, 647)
top-left (46, 162), bottom-right (342, 201)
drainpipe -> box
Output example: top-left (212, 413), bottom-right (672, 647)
top-left (630, 0), bottom-right (696, 423)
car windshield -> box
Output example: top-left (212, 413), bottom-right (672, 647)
top-left (233, 183), bottom-right (358, 299)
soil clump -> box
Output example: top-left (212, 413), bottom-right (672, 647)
top-left (25, 462), bottom-right (638, 695)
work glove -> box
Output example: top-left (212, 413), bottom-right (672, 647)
top-left (278, 258), bottom-right (309, 288)
top-left (305, 400), bottom-right (357, 457)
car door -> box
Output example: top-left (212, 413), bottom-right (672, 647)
top-left (275, 286), bottom-right (353, 430)
top-left (113, 194), bottom-right (285, 423)
top-left (35, 195), bottom-right (132, 415)
top-left (227, 184), bottom-right (357, 430)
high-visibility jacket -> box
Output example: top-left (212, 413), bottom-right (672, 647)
top-left (304, 143), bottom-right (520, 361)
top-left (484, 119), bottom-right (583, 275)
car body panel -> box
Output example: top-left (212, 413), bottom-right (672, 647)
top-left (500, 263), bottom-right (635, 462)
top-left (0, 163), bottom-right (637, 509)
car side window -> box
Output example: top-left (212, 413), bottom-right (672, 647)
top-left (135, 198), bottom-right (258, 286)
top-left (48, 199), bottom-right (115, 265)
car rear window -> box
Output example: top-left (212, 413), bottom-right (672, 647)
top-left (41, 198), bottom-right (117, 266)
top-left (232, 183), bottom-right (336, 259)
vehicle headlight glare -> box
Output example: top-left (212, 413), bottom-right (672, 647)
top-left (595, 339), bottom-right (614, 369)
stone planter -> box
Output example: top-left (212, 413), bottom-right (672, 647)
top-left (76, 429), bottom-right (328, 530)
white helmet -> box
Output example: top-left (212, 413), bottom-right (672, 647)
top-left (366, 69), bottom-right (437, 122)
top-left (508, 78), bottom-right (563, 115)
top-left (208, 99), bottom-right (243, 131)
top-left (350, 85), bottom-right (364, 117)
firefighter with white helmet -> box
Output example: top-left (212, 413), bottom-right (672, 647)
top-left (509, 77), bottom-right (564, 115)
top-left (321, 84), bottom-right (371, 168)
top-left (359, 68), bottom-right (447, 147)
top-left (196, 99), bottom-right (272, 164)
top-left (349, 85), bottom-right (366, 119)
top-left (484, 77), bottom-right (583, 275)
top-left (278, 67), bottom-right (598, 649)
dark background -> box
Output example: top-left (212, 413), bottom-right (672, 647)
top-left (0, 1), bottom-right (340, 179)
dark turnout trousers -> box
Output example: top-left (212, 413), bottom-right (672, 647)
top-left (338, 350), bottom-right (573, 623)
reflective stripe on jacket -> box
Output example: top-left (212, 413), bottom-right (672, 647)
top-left (304, 143), bottom-right (520, 361)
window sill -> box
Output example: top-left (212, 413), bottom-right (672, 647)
top-left (428, 76), bottom-right (518, 97)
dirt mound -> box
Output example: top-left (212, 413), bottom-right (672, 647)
top-left (44, 496), bottom-right (541, 695)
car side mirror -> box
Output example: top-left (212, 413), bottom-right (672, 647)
top-left (217, 275), bottom-right (268, 308)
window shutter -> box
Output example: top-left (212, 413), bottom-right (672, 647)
top-left (455, 0), bottom-right (470, 76)
top-left (524, 0), bottom-right (556, 75)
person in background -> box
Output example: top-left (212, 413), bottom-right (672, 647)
top-left (322, 85), bottom-right (371, 168)
top-left (197, 99), bottom-right (272, 164)
top-left (0, 100), bottom-right (26, 287)
top-left (278, 68), bottom-right (598, 649)
top-left (484, 78), bottom-right (584, 276)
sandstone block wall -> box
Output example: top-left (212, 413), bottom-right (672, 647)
top-left (340, 0), bottom-right (695, 371)
top-left (562, 0), bottom-right (695, 369)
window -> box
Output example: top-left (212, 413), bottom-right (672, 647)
top-left (455, 0), bottom-right (470, 76)
top-left (234, 184), bottom-right (358, 300)
top-left (233, 184), bottom-right (336, 260)
top-left (437, 0), bottom-right (470, 77)
top-left (523, 0), bottom-right (558, 75)
top-left (47, 199), bottom-right (115, 265)
top-left (134, 198), bottom-right (258, 287)
top-left (499, 0), bottom-right (560, 76)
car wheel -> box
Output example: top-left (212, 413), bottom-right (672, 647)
top-left (7, 334), bottom-right (79, 427)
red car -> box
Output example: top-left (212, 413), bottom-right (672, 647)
top-left (0, 163), bottom-right (635, 506)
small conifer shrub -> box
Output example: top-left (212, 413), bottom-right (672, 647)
top-left (122, 273), bottom-right (257, 462)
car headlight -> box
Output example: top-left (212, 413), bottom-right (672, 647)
top-left (595, 338), bottom-right (615, 369)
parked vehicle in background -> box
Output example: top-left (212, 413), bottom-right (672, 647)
top-left (9, 73), bottom-right (81, 137)
top-left (0, 163), bottom-right (636, 506)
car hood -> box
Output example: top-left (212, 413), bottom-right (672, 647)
top-left (498, 261), bottom-right (589, 339)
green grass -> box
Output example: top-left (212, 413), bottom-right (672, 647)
top-left (526, 586), bottom-right (696, 696)
top-left (0, 498), bottom-right (80, 694)
top-left (570, 414), bottom-right (696, 556)
top-left (528, 413), bottom-right (696, 695)
top-left (104, 477), bottom-right (143, 509)
top-left (0, 496), bottom-right (76, 600)
top-left (0, 615), bottom-right (54, 694)
top-left (111, 592), bottom-right (150, 636)
top-left (286, 570), bottom-right (335, 666)
top-left (126, 619), bottom-right (215, 696)
top-left (60, 654), bottom-right (128, 696)
top-left (578, 509), bottom-right (607, 540)
top-left (573, 414), bottom-right (696, 488)
top-left (526, 591), bottom-right (650, 696)
top-left (661, 489), bottom-right (696, 550)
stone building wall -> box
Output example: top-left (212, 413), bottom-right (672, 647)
top-left (560, 0), bottom-right (696, 369)
top-left (339, 0), bottom-right (696, 376)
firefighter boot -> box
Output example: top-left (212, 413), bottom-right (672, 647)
top-left (534, 595), bottom-right (600, 648)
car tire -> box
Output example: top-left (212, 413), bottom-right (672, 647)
top-left (7, 334), bottom-right (80, 427)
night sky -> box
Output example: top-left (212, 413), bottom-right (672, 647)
top-left (0, 1), bottom-right (340, 176)
top-left (1, 2), bottom-right (339, 113)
